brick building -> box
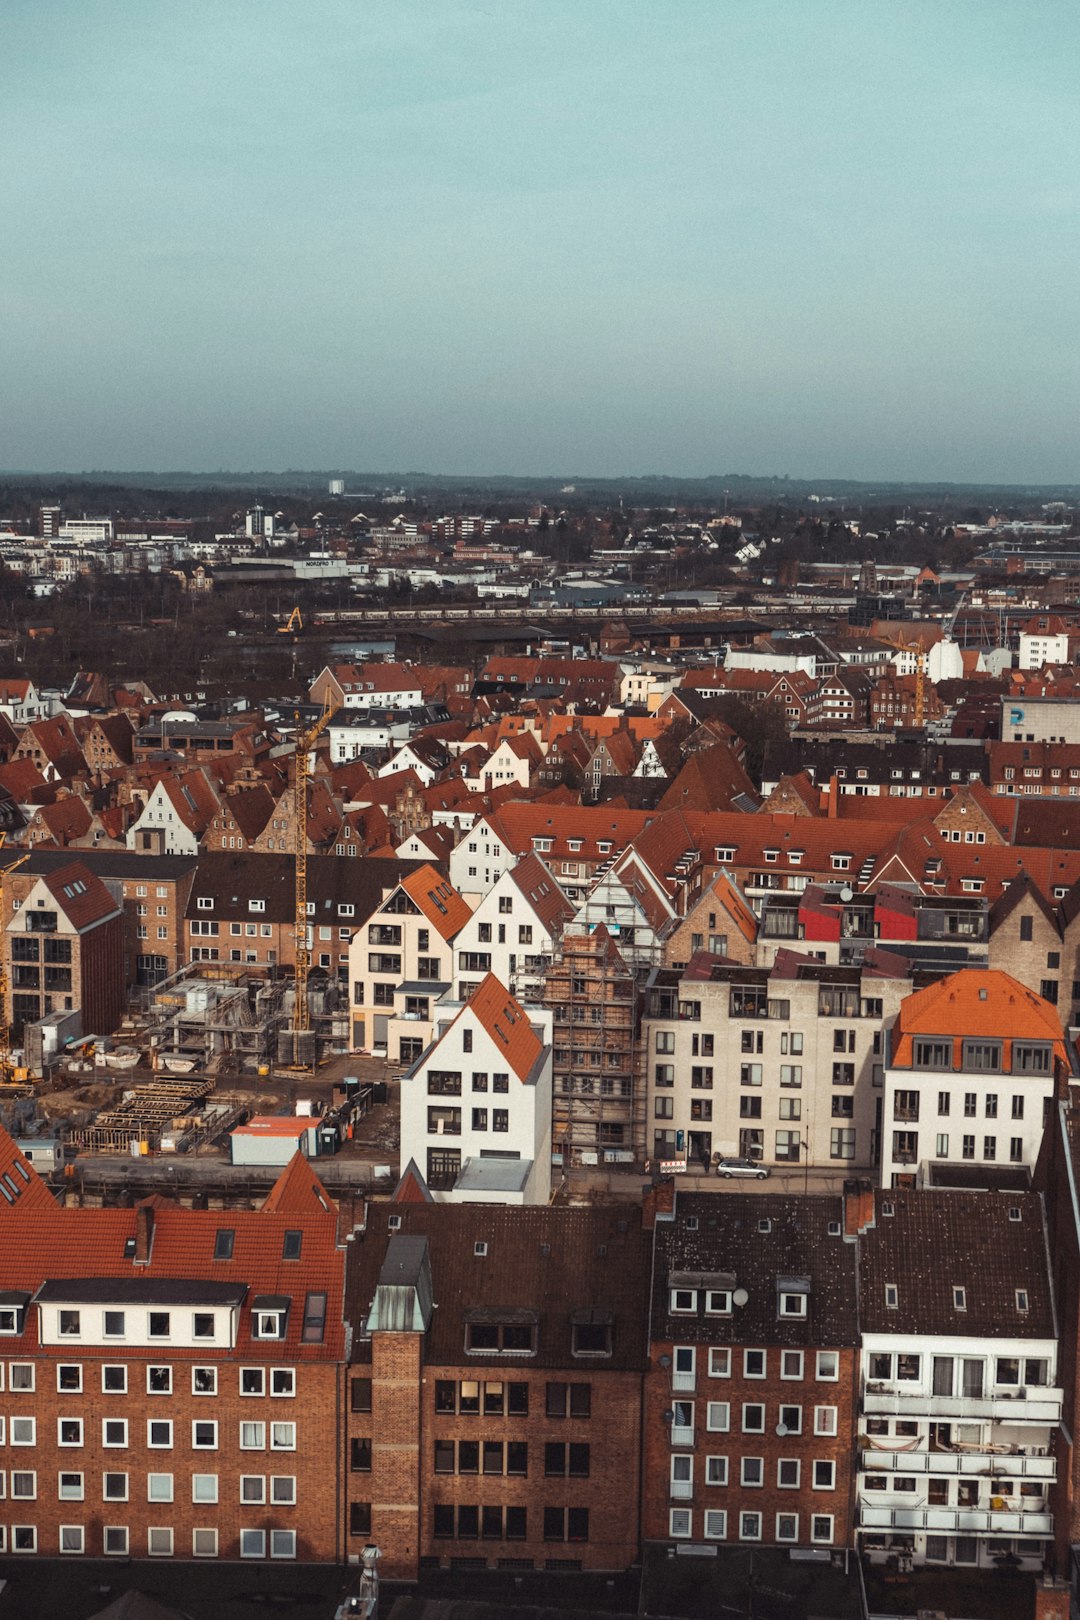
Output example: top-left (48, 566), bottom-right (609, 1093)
top-left (345, 1201), bottom-right (651, 1580)
top-left (643, 1189), bottom-right (859, 1555)
top-left (4, 860), bottom-right (126, 1037)
top-left (0, 1135), bottom-right (347, 1563)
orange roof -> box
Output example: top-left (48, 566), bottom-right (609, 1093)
top-left (399, 863), bottom-right (472, 940)
top-left (460, 973), bottom-right (544, 1082)
top-left (234, 1115), bottom-right (311, 1137)
top-left (891, 968), bottom-right (1068, 1071)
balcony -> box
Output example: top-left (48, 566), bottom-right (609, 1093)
top-left (669, 1480), bottom-right (693, 1501)
top-left (670, 1423), bottom-right (694, 1447)
top-left (859, 1504), bottom-right (1052, 1537)
top-left (862, 1388), bottom-right (1063, 1424)
top-left (860, 1451), bottom-right (1055, 1480)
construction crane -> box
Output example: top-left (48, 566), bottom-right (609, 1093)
top-left (292, 695), bottom-right (334, 1067)
top-left (0, 835), bottom-right (31, 1087)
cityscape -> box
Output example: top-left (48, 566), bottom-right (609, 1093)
top-left (5, 2), bottom-right (1080, 1619)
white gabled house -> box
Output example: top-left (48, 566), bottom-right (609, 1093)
top-left (399, 973), bottom-right (553, 1205)
top-left (453, 852), bottom-right (574, 1005)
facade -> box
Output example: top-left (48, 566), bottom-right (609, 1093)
top-left (347, 864), bottom-right (471, 1061)
top-left (452, 853), bottom-right (573, 1006)
top-left (0, 1136), bottom-right (347, 1563)
top-left (398, 973), bottom-right (553, 1204)
top-left (644, 1189), bottom-right (859, 1557)
top-left (5, 861), bottom-right (126, 1038)
top-left (346, 1202), bottom-right (651, 1580)
top-left (855, 1186), bottom-right (1060, 1573)
top-left (643, 955), bottom-right (909, 1174)
top-left (881, 969), bottom-right (1070, 1187)
top-left (544, 927), bottom-right (641, 1167)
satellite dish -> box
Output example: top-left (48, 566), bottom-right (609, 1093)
top-left (658, 1354), bottom-right (672, 1369)
top-left (840, 885), bottom-right (854, 902)
top-left (732, 1287), bottom-right (749, 1308)
top-left (775, 1423), bottom-right (788, 1437)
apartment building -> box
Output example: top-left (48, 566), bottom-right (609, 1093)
top-left (854, 1187), bottom-right (1059, 1573)
top-left (881, 969), bottom-right (1069, 1187)
top-left (756, 883), bottom-right (988, 974)
top-left (345, 1201), bottom-right (651, 1579)
top-left (0, 1134), bottom-right (347, 1563)
top-left (399, 973), bottom-right (552, 1204)
top-left (643, 1190), bottom-right (859, 1556)
top-left (452, 853), bottom-right (574, 1006)
top-left (544, 927), bottom-right (641, 1167)
top-left (643, 954), bottom-right (910, 1174)
top-left (347, 864), bottom-right (472, 1061)
top-left (5, 861), bottom-right (126, 1039)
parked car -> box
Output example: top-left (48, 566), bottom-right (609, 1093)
top-left (714, 1155), bottom-right (770, 1180)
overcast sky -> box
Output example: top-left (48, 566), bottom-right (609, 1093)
top-left (4, 0), bottom-right (1078, 482)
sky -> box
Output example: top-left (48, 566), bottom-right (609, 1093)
top-left (3, 0), bottom-right (1079, 483)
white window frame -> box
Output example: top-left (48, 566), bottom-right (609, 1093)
top-left (703, 1509), bottom-right (727, 1540)
top-left (706, 1401), bottom-right (730, 1432)
top-left (669, 1507), bottom-right (692, 1539)
top-left (781, 1350), bottom-right (804, 1380)
top-left (708, 1348), bottom-right (731, 1378)
top-left (705, 1455), bottom-right (728, 1486)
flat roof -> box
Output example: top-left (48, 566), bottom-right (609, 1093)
top-left (454, 1157), bottom-right (532, 1193)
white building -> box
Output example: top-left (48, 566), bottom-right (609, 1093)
top-left (881, 968), bottom-right (1068, 1188)
top-left (855, 1187), bottom-right (1059, 1573)
top-left (452, 852), bottom-right (573, 1005)
top-left (398, 972), bottom-right (552, 1205)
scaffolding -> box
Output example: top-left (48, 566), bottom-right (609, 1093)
top-left (67, 1077), bottom-right (234, 1155)
top-left (543, 926), bottom-right (643, 1168)
top-left (134, 962), bottom-right (291, 1075)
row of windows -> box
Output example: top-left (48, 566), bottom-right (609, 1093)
top-left (671, 1403), bottom-right (837, 1441)
top-left (1, 1470), bottom-right (295, 1504)
top-left (430, 1380), bottom-right (591, 1417)
top-left (433, 1504), bottom-right (587, 1542)
top-left (673, 1453), bottom-right (836, 1488)
top-left (669, 1508), bottom-right (834, 1543)
top-left (893, 1132), bottom-right (1025, 1164)
top-left (671, 1346), bottom-right (840, 1383)
top-left (895, 1090), bottom-right (1027, 1120)
top-left (0, 1524), bottom-right (297, 1558)
top-left (0, 1417), bottom-right (296, 1450)
top-left (26, 1364), bottom-right (296, 1397)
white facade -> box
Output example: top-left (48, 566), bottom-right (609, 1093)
top-left (126, 781), bottom-right (200, 856)
top-left (452, 861), bottom-right (566, 1005)
top-left (399, 987), bottom-right (552, 1205)
top-left (881, 1054), bottom-right (1053, 1188)
top-left (1018, 629), bottom-right (1070, 671)
top-left (449, 815), bottom-right (514, 900)
top-left (858, 1328), bottom-right (1059, 1570)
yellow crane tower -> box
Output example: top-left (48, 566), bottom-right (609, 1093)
top-left (292, 695), bottom-right (334, 1067)
top-left (0, 835), bottom-right (31, 1086)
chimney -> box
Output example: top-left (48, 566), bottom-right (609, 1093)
top-left (827, 776), bottom-right (839, 817)
top-left (1034, 1578), bottom-right (1070, 1620)
top-left (642, 1176), bottom-right (676, 1231)
top-left (843, 1177), bottom-right (875, 1237)
top-left (134, 1203), bottom-right (155, 1264)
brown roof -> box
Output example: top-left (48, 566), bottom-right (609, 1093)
top-left (39, 860), bottom-right (121, 930)
top-left (399, 864), bottom-right (472, 941)
top-left (657, 743), bottom-right (758, 813)
top-left (858, 1189), bottom-right (1054, 1338)
top-left (346, 1202), bottom-right (651, 1371)
top-left (509, 851), bottom-right (574, 935)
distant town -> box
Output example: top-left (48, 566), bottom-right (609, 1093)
top-left (0, 471), bottom-right (1079, 1619)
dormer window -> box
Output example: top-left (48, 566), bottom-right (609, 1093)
top-left (248, 900), bottom-right (265, 914)
top-left (670, 1288), bottom-right (697, 1314)
top-left (253, 1298), bottom-right (289, 1340)
top-left (705, 1290), bottom-right (731, 1316)
top-left (0, 1294), bottom-right (28, 1335)
top-left (779, 1292), bottom-right (808, 1318)
top-left (464, 1312), bottom-right (537, 1355)
top-left (196, 897), bottom-right (213, 911)
top-left (570, 1310), bottom-right (613, 1357)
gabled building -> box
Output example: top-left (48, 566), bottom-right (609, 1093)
top-left (398, 973), bottom-right (553, 1204)
top-left (0, 1130), bottom-right (348, 1563)
top-left (5, 859), bottom-right (125, 1037)
top-left (452, 852), bottom-right (574, 1005)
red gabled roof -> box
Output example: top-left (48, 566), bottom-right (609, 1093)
top-left (459, 973), bottom-right (544, 1082)
top-left (37, 860), bottom-right (120, 929)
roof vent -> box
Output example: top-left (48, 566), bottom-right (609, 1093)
top-left (474, 1241), bottom-right (488, 1257)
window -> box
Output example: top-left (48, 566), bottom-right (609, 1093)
top-left (192, 1421), bottom-right (218, 1450)
top-left (10, 1415), bottom-right (34, 1445)
top-left (103, 1526), bottom-right (128, 1555)
top-left (58, 1418), bottom-right (83, 1447)
top-left (781, 1350), bottom-right (804, 1380)
top-left (241, 1529), bottom-right (267, 1558)
top-left (271, 1475), bottom-right (296, 1505)
top-left (739, 1511), bottom-right (762, 1541)
top-left (59, 1471), bottom-right (84, 1501)
top-left (192, 1474), bottom-right (218, 1503)
top-left (708, 1347), bottom-right (731, 1377)
top-left (742, 1404), bottom-right (765, 1433)
top-left (57, 1364), bottom-right (82, 1393)
top-left (776, 1512), bottom-right (799, 1542)
top-left (147, 1472), bottom-right (173, 1503)
top-left (103, 1472), bottom-right (128, 1501)
top-left (271, 1369), bottom-right (295, 1398)
top-left (10, 1470), bottom-right (35, 1499)
top-left (813, 1460), bottom-right (836, 1490)
top-left (103, 1311), bottom-right (125, 1338)
top-left (744, 1350), bottom-right (765, 1378)
top-left (192, 1366), bottom-right (217, 1396)
top-left (241, 1421), bottom-right (266, 1450)
top-left (705, 1456), bottom-right (728, 1486)
top-left (241, 1475), bottom-right (266, 1504)
top-left (271, 1422), bottom-right (296, 1451)
top-left (148, 1311), bottom-right (170, 1338)
top-left (706, 1402), bottom-right (730, 1432)
top-left (193, 1528), bottom-right (218, 1557)
top-left (147, 1365), bottom-right (172, 1395)
top-left (241, 1368), bottom-right (265, 1397)
top-left (148, 1420), bottom-right (173, 1449)
top-left (777, 1457), bottom-right (800, 1488)
top-left (103, 1418), bottom-right (127, 1448)
top-left (811, 1514), bottom-right (834, 1544)
top-left (814, 1406), bottom-right (838, 1436)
